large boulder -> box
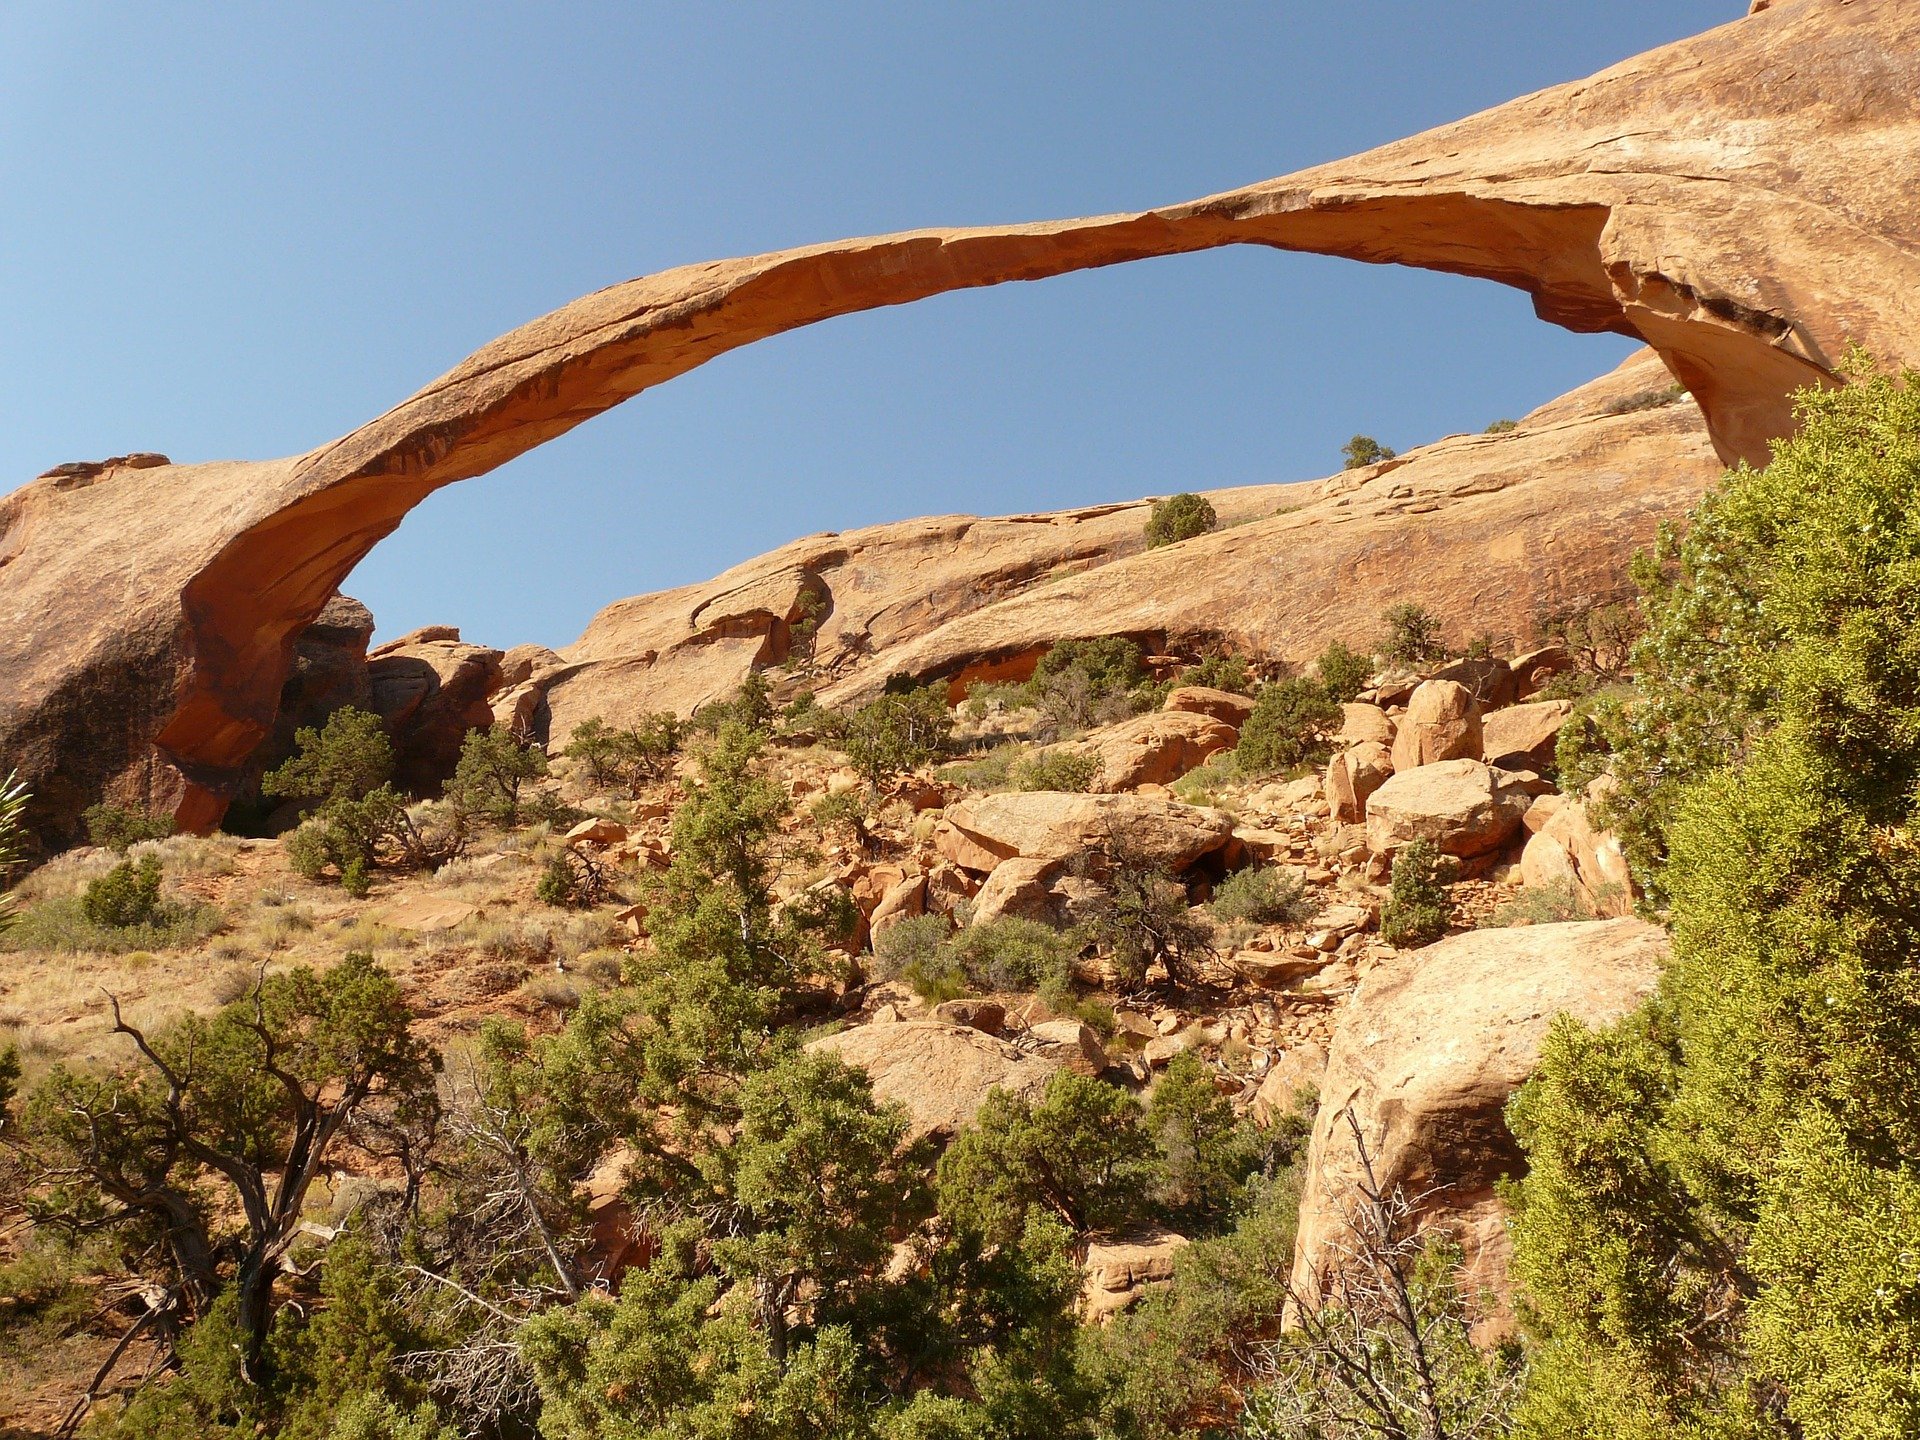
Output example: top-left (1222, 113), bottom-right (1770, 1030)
top-left (935, 792), bottom-right (1235, 874)
top-left (1082, 1228), bottom-right (1190, 1322)
top-left (1365, 759), bottom-right (1530, 859)
top-left (1519, 793), bottom-right (1636, 917)
top-left (809, 1021), bottom-right (1063, 1141)
top-left (367, 628), bottom-right (504, 792)
top-left (1163, 686), bottom-right (1255, 727)
top-left (1289, 919), bottom-right (1667, 1317)
top-left (1429, 655), bottom-right (1517, 711)
top-left (1481, 699), bottom-right (1575, 771)
top-left (1390, 680), bottom-right (1483, 773)
top-left (1029, 710), bottom-right (1236, 792)
top-left (1324, 740), bottom-right (1394, 825)
top-left (1335, 703), bottom-right (1395, 747)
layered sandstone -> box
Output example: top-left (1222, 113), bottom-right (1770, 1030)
top-left (3, 0), bottom-right (1913, 844)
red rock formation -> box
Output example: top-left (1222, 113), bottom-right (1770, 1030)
top-left (2, 0), bottom-right (1913, 842)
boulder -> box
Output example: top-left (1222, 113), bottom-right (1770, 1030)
top-left (1030, 710), bottom-right (1237, 792)
top-left (969, 856), bottom-right (1067, 926)
top-left (1519, 795), bottom-right (1636, 917)
top-left (1289, 919), bottom-right (1667, 1319)
top-left (564, 817), bottom-right (628, 848)
top-left (1026, 1019), bottom-right (1109, 1077)
top-left (931, 998), bottom-right (1005, 1035)
top-left (1390, 680), bottom-right (1483, 773)
top-left (809, 1021), bottom-right (1064, 1140)
top-left (1082, 1228), bottom-right (1190, 1322)
top-left (1335, 703), bottom-right (1395, 747)
top-left (1163, 686), bottom-right (1255, 727)
top-left (371, 896), bottom-right (478, 933)
top-left (1508, 645), bottom-right (1574, 700)
top-left (1365, 759), bottom-right (1530, 860)
top-left (868, 874), bottom-right (928, 944)
top-left (368, 630), bottom-right (505, 793)
top-left (1481, 699), bottom-right (1575, 771)
top-left (936, 793), bottom-right (1234, 874)
top-left (1429, 655), bottom-right (1517, 711)
top-left (1324, 740), bottom-right (1394, 825)
top-left (1254, 1041), bottom-right (1328, 1125)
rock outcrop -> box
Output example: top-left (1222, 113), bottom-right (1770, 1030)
top-left (1289, 918), bottom-right (1667, 1317)
top-left (935, 792), bottom-right (1235, 874)
top-left (1364, 759), bottom-right (1531, 859)
top-left (5, 0), bottom-right (1914, 845)
top-left (1028, 710), bottom-right (1237, 793)
top-left (808, 1020), bottom-right (1063, 1140)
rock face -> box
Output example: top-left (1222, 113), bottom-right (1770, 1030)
top-left (1519, 793), bottom-right (1637, 917)
top-left (808, 1020), bottom-right (1062, 1141)
top-left (1481, 699), bottom-right (1575, 771)
top-left (5, 1), bottom-right (1916, 846)
top-left (1364, 759), bottom-right (1531, 859)
top-left (935, 792), bottom-right (1235, 873)
top-left (1289, 918), bottom-right (1667, 1316)
top-left (1325, 741), bottom-right (1395, 825)
top-left (366, 628), bottom-right (505, 793)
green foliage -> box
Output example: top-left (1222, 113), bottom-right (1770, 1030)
top-left (1314, 639), bottom-right (1372, 703)
top-left (1487, 879), bottom-right (1596, 928)
top-left (1235, 677), bottom-right (1342, 776)
top-left (1028, 637), bottom-right (1152, 728)
top-left (1145, 492), bottom-right (1218, 548)
top-left (284, 783), bottom-right (449, 891)
top-left (1380, 840), bottom-right (1454, 948)
top-left (1508, 363), bottom-right (1920, 1436)
top-left (1079, 849), bottom-right (1212, 987)
top-left (1145, 1051), bottom-right (1269, 1229)
top-left (1184, 653), bottom-right (1253, 695)
top-left (872, 914), bottom-right (1079, 1006)
top-left (83, 801), bottom-right (174, 852)
top-left (691, 670), bottom-right (776, 735)
top-left (1378, 601), bottom-right (1447, 665)
top-left (1012, 748), bottom-right (1101, 792)
top-left (1484, 418), bottom-right (1519, 434)
top-left (1342, 435), bottom-right (1396, 469)
top-left (81, 854), bottom-right (167, 927)
top-left (938, 1070), bottom-right (1159, 1242)
top-left (1602, 382), bottom-right (1687, 416)
top-left (1211, 864), bottom-right (1317, 927)
top-left (565, 713), bottom-right (681, 790)
top-left (446, 724), bottom-right (548, 825)
top-left (838, 686), bottom-right (955, 787)
top-left (262, 707), bottom-right (394, 808)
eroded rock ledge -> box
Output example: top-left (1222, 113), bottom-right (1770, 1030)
top-left (2, 0), bottom-right (1914, 843)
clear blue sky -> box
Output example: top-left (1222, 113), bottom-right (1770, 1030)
top-left (1, 3), bottom-right (1733, 649)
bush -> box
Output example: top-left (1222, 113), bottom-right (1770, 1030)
top-left (1145, 492), bottom-right (1218, 548)
top-left (1081, 850), bottom-right (1212, 987)
top-left (1027, 637), bottom-right (1151, 729)
top-left (1235, 678), bottom-right (1341, 776)
top-left (262, 707), bottom-right (394, 808)
top-left (447, 725), bottom-right (549, 825)
top-left (1487, 879), bottom-right (1596, 927)
top-left (1378, 601), bottom-right (1447, 665)
top-left (1146, 1051), bottom-right (1271, 1228)
top-left (1313, 639), bottom-right (1371, 703)
top-left (1380, 840), bottom-right (1455, 948)
top-left (838, 686), bottom-right (954, 787)
top-left (871, 915), bottom-right (1079, 1005)
top-left (80, 855), bottom-right (166, 928)
top-left (1012, 749), bottom-right (1101, 793)
top-left (689, 671), bottom-right (775, 734)
top-left (536, 850), bottom-right (617, 910)
top-left (82, 802), bottom-right (173, 852)
top-left (1211, 865), bottom-right (1316, 926)
top-left (564, 714), bottom-right (680, 791)
top-left (1342, 434), bottom-right (1397, 469)
top-left (1183, 653), bottom-right (1252, 695)
top-left (1484, 418), bottom-right (1518, 434)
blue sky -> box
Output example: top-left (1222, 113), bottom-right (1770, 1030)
top-left (0, 3), bottom-right (1734, 649)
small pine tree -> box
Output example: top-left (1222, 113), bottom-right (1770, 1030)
top-left (1236, 678), bottom-right (1342, 776)
top-left (263, 707), bottom-right (395, 808)
top-left (80, 855), bottom-right (168, 928)
top-left (1342, 435), bottom-right (1397, 469)
top-left (447, 725), bottom-right (548, 826)
top-left (1378, 602), bottom-right (1447, 665)
top-left (1314, 640), bottom-right (1372, 703)
top-left (1380, 840), bottom-right (1455, 948)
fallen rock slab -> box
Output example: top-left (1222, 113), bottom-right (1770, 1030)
top-left (809, 1020), bottom-right (1062, 1140)
top-left (1365, 759), bottom-right (1530, 860)
top-left (937, 792), bottom-right (1234, 873)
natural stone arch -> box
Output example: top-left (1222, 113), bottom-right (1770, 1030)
top-left (1, 0), bottom-right (1915, 844)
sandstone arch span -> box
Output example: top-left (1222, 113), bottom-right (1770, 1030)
top-left (2, 0), bottom-right (1916, 844)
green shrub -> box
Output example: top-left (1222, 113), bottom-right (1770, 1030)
top-left (1080, 850), bottom-right (1212, 987)
top-left (1145, 492), bottom-right (1218, 548)
top-left (263, 706), bottom-right (394, 808)
top-left (1380, 840), bottom-right (1455, 948)
top-left (564, 713), bottom-right (680, 790)
top-left (937, 742), bottom-right (1027, 792)
top-left (1342, 434), bottom-right (1396, 469)
top-left (1235, 678), bottom-right (1341, 776)
top-left (1602, 381), bottom-right (1687, 415)
top-left (1027, 636), bottom-right (1151, 728)
top-left (1484, 418), bottom-right (1519, 434)
top-left (1378, 601), bottom-right (1447, 665)
top-left (1313, 639), bottom-right (1372, 703)
top-left (688, 670), bottom-right (775, 734)
top-left (1210, 865), bottom-right (1316, 926)
top-left (82, 801), bottom-right (174, 852)
top-left (1146, 1051), bottom-right (1270, 1228)
top-left (1012, 749), bottom-right (1101, 792)
top-left (447, 725), bottom-right (548, 825)
top-left (871, 915), bottom-right (1079, 1005)
top-left (80, 855), bottom-right (166, 928)
top-left (1183, 653), bottom-right (1252, 695)
top-left (838, 686), bottom-right (954, 786)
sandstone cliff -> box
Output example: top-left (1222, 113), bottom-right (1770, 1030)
top-left (2, 0), bottom-right (1912, 843)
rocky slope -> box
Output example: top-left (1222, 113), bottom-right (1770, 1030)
top-left (534, 347), bottom-right (1718, 730)
top-left (3, 0), bottom-right (1913, 846)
